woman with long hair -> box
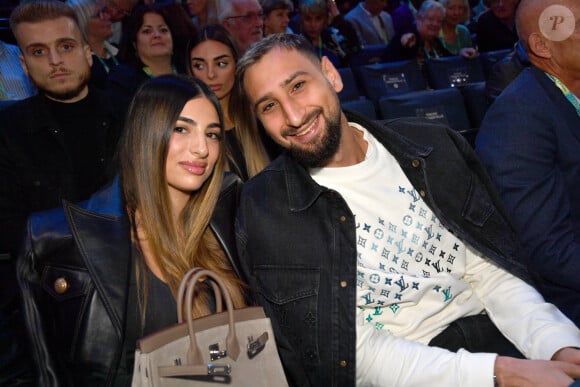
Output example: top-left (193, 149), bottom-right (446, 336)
top-left (18, 75), bottom-right (247, 385)
top-left (187, 24), bottom-right (269, 180)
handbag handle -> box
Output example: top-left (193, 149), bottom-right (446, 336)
top-left (177, 268), bottom-right (223, 323)
top-left (184, 268), bottom-right (241, 365)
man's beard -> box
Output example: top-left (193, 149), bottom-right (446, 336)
top-left (36, 67), bottom-right (91, 101)
top-left (287, 104), bottom-right (342, 168)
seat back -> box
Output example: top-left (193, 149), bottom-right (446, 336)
top-left (353, 60), bottom-right (427, 103)
top-left (348, 44), bottom-right (388, 67)
top-left (460, 82), bottom-right (488, 129)
top-left (479, 48), bottom-right (512, 80)
top-left (378, 88), bottom-right (471, 132)
top-left (425, 56), bottom-right (485, 89)
top-left (337, 67), bottom-right (361, 102)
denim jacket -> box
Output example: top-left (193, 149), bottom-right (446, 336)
top-left (236, 113), bottom-right (528, 387)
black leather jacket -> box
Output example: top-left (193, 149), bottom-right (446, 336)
top-left (236, 114), bottom-right (529, 386)
top-left (17, 174), bottom-right (242, 386)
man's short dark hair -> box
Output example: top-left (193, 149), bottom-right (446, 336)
top-left (230, 34), bottom-right (321, 146)
top-left (260, 0), bottom-right (293, 16)
top-left (10, 0), bottom-right (80, 32)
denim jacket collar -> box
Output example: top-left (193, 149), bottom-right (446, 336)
top-left (281, 114), bottom-right (433, 212)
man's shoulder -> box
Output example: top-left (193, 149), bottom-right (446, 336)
top-left (0, 95), bottom-right (45, 134)
top-left (345, 4), bottom-right (364, 20)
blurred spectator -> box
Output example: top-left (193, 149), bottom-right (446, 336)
top-left (468, 0), bottom-right (519, 52)
top-left (390, 0), bottom-right (418, 34)
top-left (68, 0), bottom-right (121, 89)
top-left (219, 0), bottom-right (263, 55)
top-left (297, 0), bottom-right (360, 68)
top-left (345, 0), bottom-right (396, 46)
top-left (476, 0), bottom-right (580, 326)
top-left (107, 3), bottom-right (189, 105)
top-left (0, 40), bottom-right (36, 101)
top-left (438, 0), bottom-right (477, 57)
top-left (105, 0), bottom-right (136, 44)
top-left (386, 0), bottom-right (462, 62)
top-left (484, 40), bottom-right (529, 104)
top-left (261, 0), bottom-right (294, 35)
top-left (187, 24), bottom-right (269, 180)
top-left (183, 0), bottom-right (218, 29)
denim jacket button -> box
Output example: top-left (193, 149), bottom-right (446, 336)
top-left (340, 280), bottom-right (347, 288)
top-left (420, 190), bottom-right (426, 197)
top-left (340, 215), bottom-right (347, 222)
top-left (412, 159), bottom-right (420, 168)
top-left (339, 360), bottom-right (347, 367)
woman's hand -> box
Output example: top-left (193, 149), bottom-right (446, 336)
top-left (459, 47), bottom-right (479, 59)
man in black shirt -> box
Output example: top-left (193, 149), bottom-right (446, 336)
top-left (0, 1), bottom-right (124, 384)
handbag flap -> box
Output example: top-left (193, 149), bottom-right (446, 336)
top-left (137, 306), bottom-right (266, 353)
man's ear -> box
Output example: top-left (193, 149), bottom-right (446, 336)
top-left (321, 55), bottom-right (343, 93)
top-left (19, 55), bottom-right (29, 77)
top-left (83, 44), bottom-right (93, 67)
top-left (528, 32), bottom-right (552, 59)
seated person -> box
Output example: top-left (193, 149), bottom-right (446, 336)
top-left (261, 0), bottom-right (294, 36)
top-left (183, 0), bottom-right (218, 29)
top-left (17, 75), bottom-right (248, 385)
top-left (0, 40), bottom-right (36, 101)
top-left (468, 0), bottom-right (519, 52)
top-left (187, 24), bottom-right (270, 180)
top-left (230, 32), bottom-right (580, 387)
top-left (67, 0), bottom-right (121, 90)
top-left (106, 4), bottom-right (190, 106)
top-left (438, 0), bottom-right (478, 57)
top-left (296, 0), bottom-right (361, 68)
top-left (476, 0), bottom-right (580, 326)
top-left (345, 0), bottom-right (396, 46)
top-left (385, 0), bottom-right (474, 62)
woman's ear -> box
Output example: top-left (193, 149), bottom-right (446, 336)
top-left (320, 56), bottom-right (343, 93)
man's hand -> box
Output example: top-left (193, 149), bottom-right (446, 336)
top-left (401, 33), bottom-right (416, 47)
top-left (494, 355), bottom-right (580, 387)
top-left (552, 347), bottom-right (580, 365)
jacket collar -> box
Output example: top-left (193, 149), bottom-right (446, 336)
top-left (63, 177), bottom-right (131, 336)
top-left (282, 112), bottom-right (433, 211)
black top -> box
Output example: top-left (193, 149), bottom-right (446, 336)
top-left (116, 244), bottom-right (177, 385)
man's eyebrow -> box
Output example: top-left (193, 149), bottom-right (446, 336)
top-left (25, 37), bottom-right (78, 51)
top-left (253, 70), bottom-right (308, 111)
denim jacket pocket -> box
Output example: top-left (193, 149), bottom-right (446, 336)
top-left (253, 266), bottom-right (321, 364)
top-left (462, 173), bottom-right (495, 228)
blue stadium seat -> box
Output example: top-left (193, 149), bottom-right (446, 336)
top-left (378, 88), bottom-right (471, 132)
top-left (425, 56), bottom-right (485, 89)
top-left (337, 67), bottom-right (377, 119)
top-left (479, 48), bottom-right (512, 80)
top-left (348, 44), bottom-right (388, 67)
top-left (353, 60), bottom-right (427, 104)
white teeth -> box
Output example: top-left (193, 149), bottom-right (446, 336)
top-left (296, 117), bottom-right (317, 136)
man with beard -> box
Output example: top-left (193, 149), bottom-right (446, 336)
top-left (231, 34), bottom-right (580, 386)
top-left (0, 1), bottom-right (123, 383)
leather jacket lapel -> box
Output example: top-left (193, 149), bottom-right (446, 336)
top-left (64, 199), bottom-right (131, 337)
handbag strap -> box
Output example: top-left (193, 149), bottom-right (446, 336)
top-left (177, 268), bottom-right (223, 323)
top-left (184, 269), bottom-right (241, 365)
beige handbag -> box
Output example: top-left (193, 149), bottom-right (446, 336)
top-left (131, 268), bottom-right (289, 386)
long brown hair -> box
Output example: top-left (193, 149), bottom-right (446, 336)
top-left (119, 74), bottom-right (245, 319)
top-left (187, 24), bottom-right (270, 178)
